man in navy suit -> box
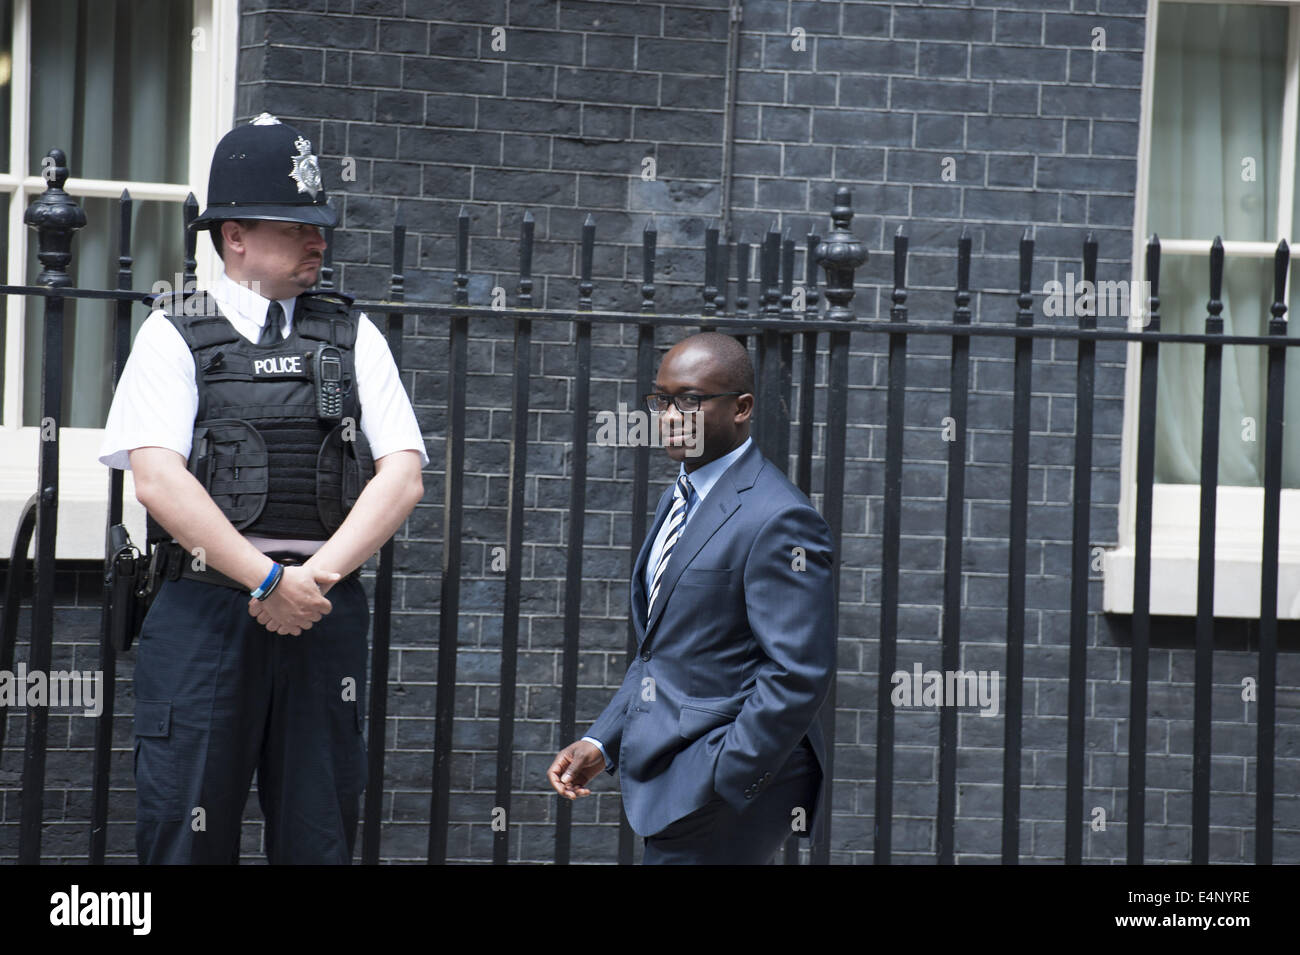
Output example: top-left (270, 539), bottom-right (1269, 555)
top-left (547, 332), bottom-right (836, 864)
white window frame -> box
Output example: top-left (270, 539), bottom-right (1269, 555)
top-left (1104, 0), bottom-right (1300, 617)
top-left (0, 0), bottom-right (236, 560)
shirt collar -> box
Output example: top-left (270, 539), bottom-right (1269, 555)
top-left (212, 270), bottom-right (297, 330)
top-left (680, 436), bottom-right (752, 503)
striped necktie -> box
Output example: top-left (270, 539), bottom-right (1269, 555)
top-left (647, 474), bottom-right (693, 618)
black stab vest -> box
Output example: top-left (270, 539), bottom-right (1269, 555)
top-left (150, 289), bottom-right (375, 543)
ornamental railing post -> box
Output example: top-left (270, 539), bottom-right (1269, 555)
top-left (19, 148), bottom-right (85, 863)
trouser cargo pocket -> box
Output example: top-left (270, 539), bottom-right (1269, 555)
top-left (134, 700), bottom-right (182, 821)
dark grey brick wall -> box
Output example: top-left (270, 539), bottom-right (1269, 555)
top-left (0, 564), bottom-right (126, 863)
top-left (5, 0), bottom-right (1298, 864)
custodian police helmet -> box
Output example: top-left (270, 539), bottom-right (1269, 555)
top-left (190, 113), bottom-right (339, 229)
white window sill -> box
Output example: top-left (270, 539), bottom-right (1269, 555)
top-left (1104, 484), bottom-right (1300, 618)
top-left (1103, 548), bottom-right (1300, 618)
top-left (0, 427), bottom-right (146, 562)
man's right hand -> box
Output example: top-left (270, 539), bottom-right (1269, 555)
top-left (249, 565), bottom-right (338, 635)
top-left (547, 740), bottom-right (605, 800)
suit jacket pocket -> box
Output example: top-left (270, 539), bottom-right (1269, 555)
top-left (678, 696), bottom-right (745, 739)
top-left (677, 567), bottom-right (732, 587)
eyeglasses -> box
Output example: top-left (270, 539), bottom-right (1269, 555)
top-left (644, 392), bottom-right (744, 414)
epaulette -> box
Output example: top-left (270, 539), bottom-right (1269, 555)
top-left (146, 290), bottom-right (224, 318)
top-left (151, 290), bottom-right (242, 350)
top-left (299, 288), bottom-right (355, 309)
top-left (297, 290), bottom-right (358, 347)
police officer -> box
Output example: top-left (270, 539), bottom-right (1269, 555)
top-left (99, 113), bottom-right (427, 864)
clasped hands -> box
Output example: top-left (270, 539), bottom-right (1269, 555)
top-left (247, 563), bottom-right (342, 636)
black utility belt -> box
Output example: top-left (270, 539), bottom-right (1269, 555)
top-left (105, 533), bottom-right (357, 656)
top-left (156, 542), bottom-right (360, 591)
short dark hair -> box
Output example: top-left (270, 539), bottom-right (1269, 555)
top-left (208, 219), bottom-right (260, 260)
top-left (681, 331), bottom-right (755, 396)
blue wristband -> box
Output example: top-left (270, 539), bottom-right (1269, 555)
top-left (251, 562), bottom-right (283, 600)
top-left (260, 564), bottom-right (285, 600)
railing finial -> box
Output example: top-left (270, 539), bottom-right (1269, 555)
top-left (24, 148), bottom-right (86, 288)
top-left (816, 186), bottom-right (866, 322)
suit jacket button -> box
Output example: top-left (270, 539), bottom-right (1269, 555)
top-left (640, 651), bottom-right (651, 662)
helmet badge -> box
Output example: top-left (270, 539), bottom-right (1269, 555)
top-left (289, 136), bottom-right (322, 199)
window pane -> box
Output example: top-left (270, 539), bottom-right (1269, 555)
top-left (1292, 96), bottom-right (1300, 240)
top-left (1284, 260), bottom-right (1300, 487)
top-left (1153, 253), bottom-right (1298, 487)
top-left (29, 0), bottom-right (192, 182)
top-left (19, 0), bottom-right (194, 430)
top-left (0, 193), bottom-right (9, 408)
top-left (22, 198), bottom-right (185, 428)
top-left (0, 2), bottom-right (13, 166)
top-left (1148, 3), bottom-right (1286, 242)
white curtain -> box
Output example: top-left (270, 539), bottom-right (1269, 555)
top-left (1149, 2), bottom-right (1300, 487)
top-left (22, 0), bottom-right (191, 428)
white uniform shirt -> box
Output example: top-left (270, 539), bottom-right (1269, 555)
top-left (99, 271), bottom-right (428, 549)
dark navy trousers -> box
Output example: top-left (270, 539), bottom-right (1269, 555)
top-left (133, 575), bottom-right (369, 864)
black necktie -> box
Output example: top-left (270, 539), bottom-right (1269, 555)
top-left (259, 301), bottom-right (285, 345)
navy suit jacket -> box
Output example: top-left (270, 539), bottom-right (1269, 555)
top-left (587, 440), bottom-right (836, 838)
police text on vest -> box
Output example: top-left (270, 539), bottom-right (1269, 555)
top-left (253, 355), bottom-right (302, 375)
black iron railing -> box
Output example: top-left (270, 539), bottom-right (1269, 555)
top-left (0, 147), bottom-right (1293, 865)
